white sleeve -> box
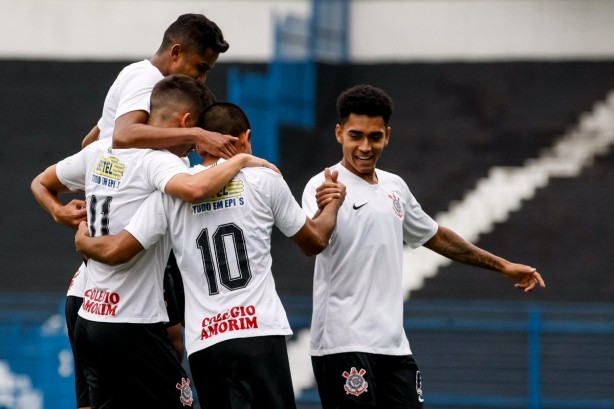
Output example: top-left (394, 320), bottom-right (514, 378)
top-left (301, 173), bottom-right (323, 218)
top-left (55, 143), bottom-right (95, 191)
top-left (267, 172), bottom-right (307, 237)
top-left (124, 190), bottom-right (169, 249)
top-left (115, 66), bottom-right (162, 119)
top-left (401, 180), bottom-right (439, 248)
top-left (145, 151), bottom-right (191, 192)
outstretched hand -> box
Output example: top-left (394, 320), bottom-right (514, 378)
top-left (501, 262), bottom-right (545, 293)
top-left (316, 168), bottom-right (346, 210)
top-left (195, 129), bottom-right (238, 159)
top-left (55, 199), bottom-right (87, 229)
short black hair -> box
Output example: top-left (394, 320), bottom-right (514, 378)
top-left (337, 84), bottom-right (394, 125)
top-left (150, 74), bottom-right (208, 120)
top-left (200, 102), bottom-right (250, 137)
top-left (158, 13), bottom-right (229, 56)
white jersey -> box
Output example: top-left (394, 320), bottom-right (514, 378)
top-left (302, 163), bottom-right (438, 356)
top-left (56, 138), bottom-right (189, 323)
top-left (68, 59), bottom-right (163, 298)
top-left (125, 161), bottom-right (307, 356)
top-left (96, 60), bottom-right (163, 141)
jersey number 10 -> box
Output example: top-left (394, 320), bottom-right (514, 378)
top-left (196, 223), bottom-right (252, 296)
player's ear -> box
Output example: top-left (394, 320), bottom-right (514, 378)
top-left (384, 127), bottom-right (391, 146)
top-left (335, 124), bottom-right (343, 144)
top-left (170, 44), bottom-right (183, 61)
top-left (239, 130), bottom-right (252, 154)
top-left (179, 112), bottom-right (192, 128)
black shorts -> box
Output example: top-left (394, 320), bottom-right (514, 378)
top-left (312, 352), bottom-right (424, 409)
top-left (163, 263), bottom-right (182, 327)
top-left (188, 335), bottom-right (296, 409)
top-left (74, 317), bottom-right (193, 409)
top-left (65, 296), bottom-right (90, 408)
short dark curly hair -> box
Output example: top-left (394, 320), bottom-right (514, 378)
top-left (337, 84), bottom-right (394, 125)
top-left (157, 13), bottom-right (229, 56)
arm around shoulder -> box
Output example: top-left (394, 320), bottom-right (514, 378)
top-left (75, 222), bottom-right (144, 265)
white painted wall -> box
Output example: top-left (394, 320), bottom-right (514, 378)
top-left (1, 0), bottom-right (613, 61)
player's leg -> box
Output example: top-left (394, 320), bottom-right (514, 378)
top-left (311, 352), bottom-right (377, 409)
top-left (128, 322), bottom-right (194, 408)
top-left (73, 317), bottom-right (125, 408)
top-left (65, 295), bottom-right (90, 408)
top-left (76, 319), bottom-right (193, 408)
top-left (164, 266), bottom-right (184, 361)
top-left (373, 354), bottom-right (424, 409)
top-left (189, 335), bottom-right (296, 409)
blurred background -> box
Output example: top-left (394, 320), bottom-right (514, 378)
top-left (1, 0), bottom-right (613, 408)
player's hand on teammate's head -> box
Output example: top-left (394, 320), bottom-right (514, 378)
top-left (316, 168), bottom-right (345, 210)
top-left (501, 262), bottom-right (545, 293)
top-left (55, 199), bottom-right (87, 230)
top-left (195, 129), bottom-right (238, 159)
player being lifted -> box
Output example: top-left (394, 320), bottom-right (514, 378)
top-left (31, 14), bottom-right (235, 409)
top-left (74, 102), bottom-right (346, 409)
top-left (32, 76), bottom-right (277, 408)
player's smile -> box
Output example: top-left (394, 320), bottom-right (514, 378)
top-left (336, 113), bottom-right (390, 184)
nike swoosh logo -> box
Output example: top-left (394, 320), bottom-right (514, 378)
top-left (353, 203), bottom-right (368, 210)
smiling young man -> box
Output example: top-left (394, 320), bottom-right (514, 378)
top-left (302, 84), bottom-right (545, 409)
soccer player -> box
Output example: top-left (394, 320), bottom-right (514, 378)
top-left (302, 84), bottom-right (546, 409)
top-left (73, 102), bottom-right (346, 409)
top-left (32, 76), bottom-right (276, 408)
top-left (35, 13), bottom-right (234, 408)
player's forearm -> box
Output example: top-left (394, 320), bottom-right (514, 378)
top-left (113, 123), bottom-right (195, 149)
top-left (76, 235), bottom-right (130, 266)
top-left (423, 226), bottom-right (508, 272)
top-left (166, 154), bottom-right (250, 203)
top-left (31, 172), bottom-right (70, 222)
top-left (298, 205), bottom-right (339, 256)
top-left (81, 125), bottom-right (100, 148)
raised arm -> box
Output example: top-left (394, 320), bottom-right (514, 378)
top-left (423, 225), bottom-right (545, 292)
top-left (31, 165), bottom-right (87, 230)
top-left (164, 153), bottom-right (279, 203)
top-left (81, 125), bottom-right (101, 148)
top-left (112, 111), bottom-right (238, 158)
top-left (291, 168), bottom-right (346, 256)
top-left (75, 221), bottom-right (144, 265)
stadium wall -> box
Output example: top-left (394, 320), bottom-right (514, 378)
top-left (1, 0), bottom-right (614, 62)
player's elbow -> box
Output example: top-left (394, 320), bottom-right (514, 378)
top-left (183, 184), bottom-right (215, 204)
top-left (112, 129), bottom-right (131, 149)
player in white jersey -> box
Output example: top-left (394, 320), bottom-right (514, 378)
top-left (32, 14), bottom-right (235, 408)
top-left (73, 102), bottom-right (347, 409)
top-left (302, 84), bottom-right (546, 409)
top-left (32, 77), bottom-right (277, 408)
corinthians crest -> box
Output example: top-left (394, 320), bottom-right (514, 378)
top-left (388, 193), bottom-right (403, 219)
top-left (342, 367), bottom-right (368, 396)
top-left (175, 377), bottom-right (194, 406)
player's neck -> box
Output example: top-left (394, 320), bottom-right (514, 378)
top-left (202, 155), bottom-right (221, 167)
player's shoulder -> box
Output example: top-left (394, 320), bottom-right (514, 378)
top-left (241, 166), bottom-right (284, 186)
top-left (116, 60), bottom-right (162, 85)
top-left (376, 168), bottom-right (404, 183)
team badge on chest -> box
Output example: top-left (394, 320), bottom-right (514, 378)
top-left (175, 377), bottom-right (194, 406)
top-left (342, 367), bottom-right (368, 396)
top-left (388, 193), bottom-right (403, 219)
